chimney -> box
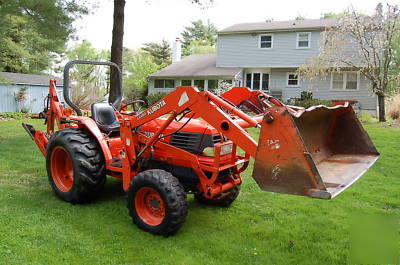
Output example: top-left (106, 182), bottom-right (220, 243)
top-left (172, 38), bottom-right (182, 63)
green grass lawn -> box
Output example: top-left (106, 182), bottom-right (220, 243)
top-left (0, 119), bottom-right (398, 265)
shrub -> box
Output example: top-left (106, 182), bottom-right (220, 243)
top-left (146, 92), bottom-right (168, 106)
top-left (387, 94), bottom-right (400, 121)
top-left (0, 112), bottom-right (30, 120)
top-left (293, 98), bottom-right (334, 109)
top-left (15, 86), bottom-right (28, 102)
top-left (300, 90), bottom-right (313, 100)
top-left (291, 90), bottom-right (334, 108)
top-left (357, 112), bottom-right (378, 124)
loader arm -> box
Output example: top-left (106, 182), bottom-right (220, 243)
top-left (220, 86), bottom-right (284, 114)
top-left (129, 86), bottom-right (261, 158)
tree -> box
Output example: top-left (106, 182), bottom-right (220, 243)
top-left (299, 3), bottom-right (400, 122)
top-left (181, 20), bottom-right (218, 55)
top-left (123, 52), bottom-right (163, 100)
top-left (322, 12), bottom-right (348, 19)
top-left (109, 0), bottom-right (125, 105)
top-left (295, 14), bottom-right (306, 20)
top-left (185, 40), bottom-right (216, 55)
top-left (321, 12), bottom-right (366, 19)
top-left (142, 40), bottom-right (171, 66)
top-left (0, 0), bottom-right (90, 73)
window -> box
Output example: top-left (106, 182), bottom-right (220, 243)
top-left (245, 72), bottom-right (269, 90)
top-left (287, 73), bottom-right (299, 87)
top-left (332, 73), bottom-right (344, 89)
top-left (221, 80), bottom-right (233, 85)
top-left (259, 34), bottom-right (273, 49)
top-left (261, 73), bottom-right (269, 90)
top-left (346, 72), bottom-right (358, 90)
top-left (181, 80), bottom-right (191, 86)
top-left (154, 79), bottom-right (175, 88)
top-left (194, 80), bottom-right (205, 90)
top-left (297, 32), bottom-right (310, 49)
top-left (165, 80), bottom-right (175, 88)
top-left (154, 79), bottom-right (164, 88)
top-left (246, 74), bottom-right (252, 87)
top-left (207, 80), bottom-right (217, 91)
top-left (330, 72), bottom-right (359, 90)
top-left (253, 73), bottom-right (260, 89)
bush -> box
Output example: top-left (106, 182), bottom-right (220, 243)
top-left (387, 94), bottom-right (400, 121)
top-left (0, 112), bottom-right (30, 120)
top-left (290, 90), bottom-right (334, 109)
top-left (300, 90), bottom-right (313, 100)
top-left (293, 98), bottom-right (334, 109)
top-left (357, 112), bottom-right (378, 124)
top-left (146, 92), bottom-right (168, 106)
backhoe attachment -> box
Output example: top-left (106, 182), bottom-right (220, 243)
top-left (252, 104), bottom-right (379, 199)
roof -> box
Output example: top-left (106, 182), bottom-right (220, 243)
top-left (149, 54), bottom-right (241, 78)
top-left (0, 72), bottom-right (63, 86)
top-left (219, 18), bottom-right (338, 34)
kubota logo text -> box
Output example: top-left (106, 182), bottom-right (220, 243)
top-left (137, 100), bottom-right (166, 120)
top-left (147, 100), bottom-right (166, 115)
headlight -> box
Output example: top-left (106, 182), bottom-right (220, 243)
top-left (202, 143), bottom-right (233, 157)
top-left (202, 147), bottom-right (215, 156)
top-left (220, 143), bottom-right (233, 155)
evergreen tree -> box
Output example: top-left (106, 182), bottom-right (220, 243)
top-left (181, 20), bottom-right (218, 55)
top-left (142, 40), bottom-right (171, 66)
top-left (0, 0), bottom-right (90, 73)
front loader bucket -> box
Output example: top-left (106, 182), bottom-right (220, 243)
top-left (252, 105), bottom-right (379, 199)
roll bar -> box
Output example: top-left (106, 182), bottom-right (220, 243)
top-left (63, 60), bottom-right (123, 116)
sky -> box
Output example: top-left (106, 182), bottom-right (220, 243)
top-left (73, 0), bottom-right (396, 50)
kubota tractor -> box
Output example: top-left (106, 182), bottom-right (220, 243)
top-left (23, 61), bottom-right (379, 236)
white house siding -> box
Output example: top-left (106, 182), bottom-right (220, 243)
top-left (148, 75), bottom-right (240, 95)
top-left (0, 84), bottom-right (64, 113)
top-left (216, 31), bottom-right (321, 68)
top-left (276, 68), bottom-right (377, 112)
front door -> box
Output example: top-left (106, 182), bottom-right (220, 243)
top-left (246, 73), bottom-right (269, 90)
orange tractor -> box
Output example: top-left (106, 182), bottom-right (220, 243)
top-left (23, 61), bottom-right (379, 236)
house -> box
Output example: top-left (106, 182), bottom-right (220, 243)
top-left (0, 72), bottom-right (64, 113)
top-left (148, 19), bottom-right (378, 114)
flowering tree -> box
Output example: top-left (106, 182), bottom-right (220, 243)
top-left (299, 3), bottom-right (400, 121)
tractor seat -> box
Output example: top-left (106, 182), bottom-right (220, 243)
top-left (91, 102), bottom-right (120, 132)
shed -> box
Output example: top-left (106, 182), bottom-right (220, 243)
top-left (0, 72), bottom-right (63, 113)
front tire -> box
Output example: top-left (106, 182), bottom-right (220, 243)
top-left (46, 128), bottom-right (106, 204)
top-left (127, 169), bottom-right (188, 236)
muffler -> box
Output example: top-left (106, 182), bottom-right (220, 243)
top-left (252, 104), bottom-right (379, 199)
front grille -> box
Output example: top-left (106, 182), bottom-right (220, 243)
top-left (170, 132), bottom-right (223, 155)
top-left (170, 131), bottom-right (203, 154)
top-left (212, 134), bottom-right (222, 144)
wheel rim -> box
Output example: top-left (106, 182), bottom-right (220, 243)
top-left (50, 146), bottom-right (74, 192)
top-left (135, 187), bottom-right (165, 226)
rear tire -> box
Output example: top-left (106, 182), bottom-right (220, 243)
top-left (46, 128), bottom-right (106, 204)
top-left (194, 185), bottom-right (241, 207)
top-left (127, 169), bottom-right (188, 236)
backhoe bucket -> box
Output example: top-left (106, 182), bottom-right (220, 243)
top-left (252, 104), bottom-right (379, 199)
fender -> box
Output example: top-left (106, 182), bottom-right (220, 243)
top-left (75, 117), bottom-right (113, 164)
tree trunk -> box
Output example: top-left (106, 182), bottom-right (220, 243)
top-left (110, 0), bottom-right (125, 105)
top-left (377, 94), bottom-right (386, 122)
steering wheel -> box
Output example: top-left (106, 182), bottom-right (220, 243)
top-left (120, 100), bottom-right (146, 113)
